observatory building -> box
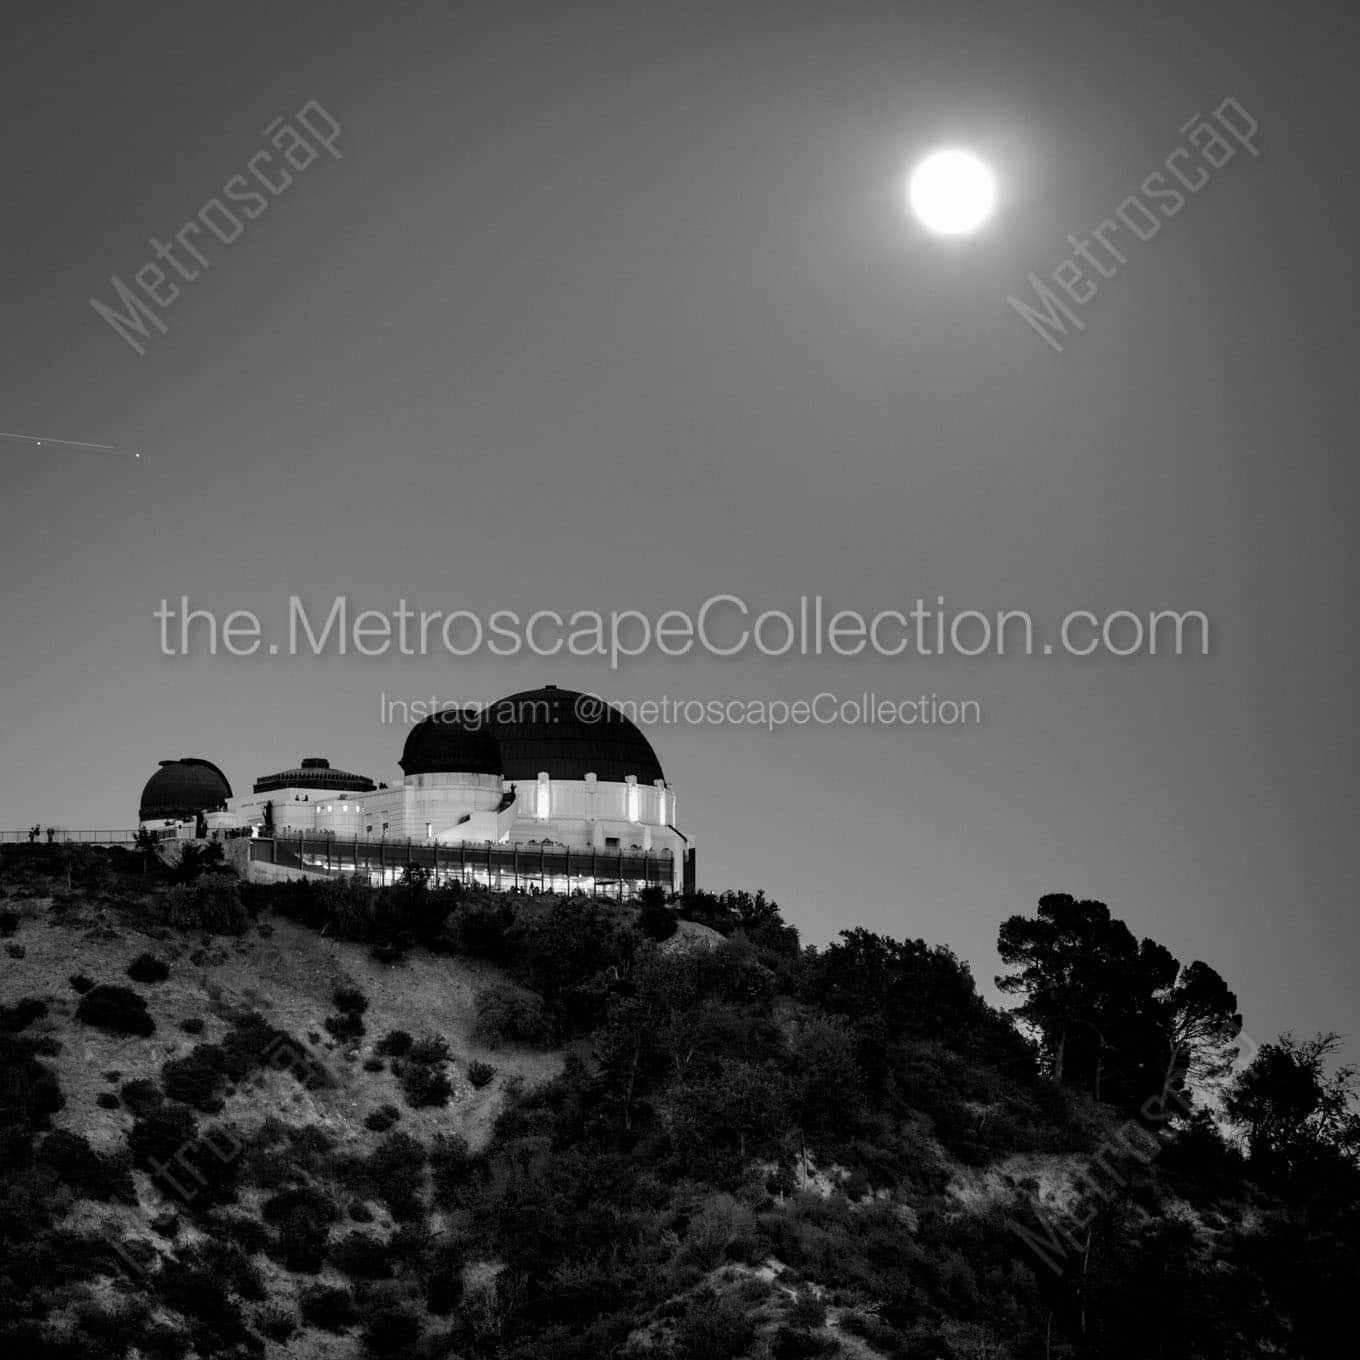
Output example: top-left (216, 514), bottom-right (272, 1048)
top-left (138, 686), bottom-right (693, 895)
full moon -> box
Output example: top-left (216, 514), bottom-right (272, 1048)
top-left (907, 149), bottom-right (997, 235)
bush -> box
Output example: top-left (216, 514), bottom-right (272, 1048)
top-left (127, 953), bottom-right (170, 984)
top-left (37, 1130), bottom-right (135, 1201)
top-left (333, 985), bottom-right (369, 1015)
top-left (365, 1103), bottom-right (402, 1132)
top-left (162, 1045), bottom-right (232, 1108)
top-left (368, 1131), bottom-right (427, 1220)
top-left (473, 982), bottom-right (552, 1047)
top-left (429, 1133), bottom-right (474, 1207)
top-left (362, 1307), bottom-right (421, 1358)
top-left (0, 998), bottom-right (47, 1033)
top-left (363, 1056), bottom-right (384, 1072)
top-left (331, 1230), bottom-right (393, 1279)
top-left (426, 1246), bottom-right (465, 1314)
top-left (164, 877), bottom-right (248, 935)
top-left (180, 1016), bottom-right (205, 1035)
top-left (299, 1286), bottom-right (356, 1332)
top-left (97, 1091), bottom-right (121, 1109)
top-left (638, 899), bottom-right (679, 941)
top-left (349, 1199), bottom-right (375, 1223)
top-left (675, 1296), bottom-right (757, 1360)
top-left (325, 1010), bottom-right (366, 1042)
top-left (76, 984), bottom-right (154, 1037)
top-left (68, 974), bottom-right (95, 994)
top-left (400, 1062), bottom-right (453, 1109)
top-left (376, 1030), bottom-right (413, 1057)
top-left (119, 1078), bottom-right (164, 1116)
top-left (466, 1059), bottom-right (497, 1089)
top-left (255, 1304), bottom-right (297, 1342)
top-left (408, 1033), bottom-right (451, 1065)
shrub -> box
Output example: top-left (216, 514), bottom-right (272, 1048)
top-left (118, 1077), bottom-right (163, 1117)
top-left (0, 998), bottom-right (47, 1033)
top-left (331, 1230), bottom-right (393, 1279)
top-left (429, 1133), bottom-right (473, 1207)
top-left (68, 974), bottom-right (96, 994)
top-left (164, 877), bottom-right (248, 935)
top-left (129, 1105), bottom-right (240, 1210)
top-left (426, 1246), bottom-right (465, 1314)
top-left (349, 1199), bottom-right (375, 1223)
top-left (473, 982), bottom-right (552, 1047)
top-left (408, 1033), bottom-right (451, 1065)
top-left (362, 1307), bottom-right (421, 1358)
top-left (638, 899), bottom-right (679, 941)
top-left (466, 1060), bottom-right (496, 1089)
top-left (400, 1062), bottom-right (453, 1109)
top-left (675, 1296), bottom-right (756, 1360)
top-left (376, 1030), bottom-right (413, 1057)
top-left (368, 1131), bottom-right (427, 1220)
top-left (7, 943), bottom-right (25, 958)
top-left (37, 1130), bottom-right (135, 1201)
top-left (162, 1045), bottom-right (230, 1109)
top-left (334, 985), bottom-right (369, 1015)
top-left (0, 909), bottom-right (18, 936)
top-left (363, 1056), bottom-right (384, 1072)
top-left (325, 1010), bottom-right (366, 1042)
top-left (255, 1304), bottom-right (297, 1342)
top-left (365, 1103), bottom-right (402, 1132)
top-left (97, 1091), bottom-right (121, 1109)
top-left (180, 1016), bottom-right (205, 1035)
top-left (299, 1285), bottom-right (356, 1331)
top-left (75, 984), bottom-right (154, 1037)
top-left (127, 953), bottom-right (170, 984)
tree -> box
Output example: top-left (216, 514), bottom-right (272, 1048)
top-left (1156, 960), bottom-right (1242, 1101)
top-left (997, 896), bottom-right (1241, 1112)
top-left (996, 897), bottom-right (1133, 1088)
top-left (1225, 1032), bottom-right (1360, 1180)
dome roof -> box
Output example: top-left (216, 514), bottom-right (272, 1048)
top-left (400, 708), bottom-right (504, 777)
top-left (139, 758), bottom-right (233, 822)
top-left (494, 687), bottom-right (664, 783)
top-left (252, 757), bottom-right (376, 795)
top-left (399, 687), bottom-right (664, 784)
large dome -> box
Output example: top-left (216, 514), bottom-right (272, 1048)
top-left (139, 758), bottom-right (233, 821)
top-left (399, 686), bottom-right (664, 784)
top-left (399, 708), bottom-right (504, 777)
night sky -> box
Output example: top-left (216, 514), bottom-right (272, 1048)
top-left (2, 1), bottom-right (1356, 1057)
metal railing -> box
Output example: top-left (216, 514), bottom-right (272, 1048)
top-left (250, 833), bottom-right (674, 898)
top-left (0, 829), bottom-right (141, 845)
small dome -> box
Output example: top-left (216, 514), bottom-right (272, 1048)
top-left (252, 757), bottom-right (376, 795)
top-left (139, 758), bottom-right (233, 822)
top-left (400, 708), bottom-right (504, 777)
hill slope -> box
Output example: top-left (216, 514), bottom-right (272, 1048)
top-left (0, 847), bottom-right (1354, 1360)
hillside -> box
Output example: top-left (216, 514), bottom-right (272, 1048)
top-left (0, 846), bottom-right (1355, 1360)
